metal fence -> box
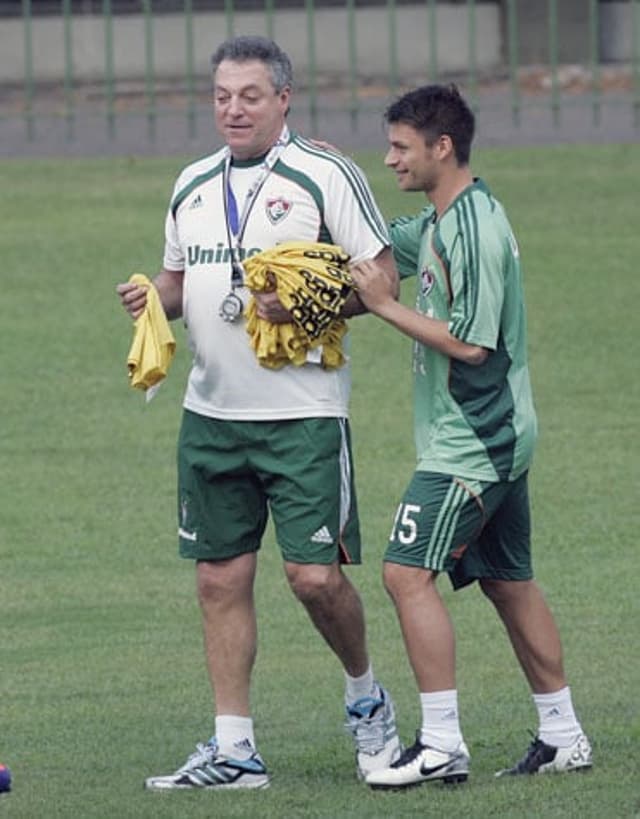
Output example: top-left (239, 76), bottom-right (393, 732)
top-left (1, 0), bottom-right (639, 156)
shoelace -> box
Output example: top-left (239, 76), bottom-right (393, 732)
top-left (392, 734), bottom-right (426, 767)
top-left (346, 698), bottom-right (387, 754)
top-left (513, 735), bottom-right (547, 773)
top-left (182, 742), bottom-right (218, 771)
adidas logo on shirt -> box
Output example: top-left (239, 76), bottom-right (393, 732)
top-left (189, 194), bottom-right (203, 209)
top-left (311, 525), bottom-right (333, 544)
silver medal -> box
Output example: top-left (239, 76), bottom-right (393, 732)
top-left (219, 291), bottom-right (244, 322)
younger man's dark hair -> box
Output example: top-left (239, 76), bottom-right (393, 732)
top-left (385, 84), bottom-right (475, 165)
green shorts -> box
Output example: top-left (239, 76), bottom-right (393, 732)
top-left (177, 410), bottom-right (361, 565)
top-left (384, 470), bottom-right (533, 589)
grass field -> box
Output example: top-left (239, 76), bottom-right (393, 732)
top-left (2, 144), bottom-right (639, 818)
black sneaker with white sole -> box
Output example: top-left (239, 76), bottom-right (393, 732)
top-left (495, 733), bottom-right (592, 777)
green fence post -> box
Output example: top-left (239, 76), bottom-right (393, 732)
top-left (548, 0), bottom-right (560, 127)
top-left (265, 0), bottom-right (275, 40)
top-left (225, 0), bottom-right (234, 38)
top-left (505, 0), bottom-right (520, 127)
top-left (62, 0), bottom-right (75, 141)
top-left (305, 0), bottom-right (318, 134)
top-left (427, 0), bottom-right (438, 82)
top-left (347, 0), bottom-right (358, 131)
top-left (589, 0), bottom-right (601, 126)
top-left (103, 0), bottom-right (116, 140)
top-left (184, 0), bottom-right (196, 139)
top-left (22, 0), bottom-right (35, 141)
top-left (634, 0), bottom-right (640, 127)
top-left (142, 0), bottom-right (156, 144)
top-left (466, 0), bottom-right (478, 110)
top-left (387, 0), bottom-right (398, 97)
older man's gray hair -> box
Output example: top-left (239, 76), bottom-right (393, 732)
top-left (211, 35), bottom-right (293, 93)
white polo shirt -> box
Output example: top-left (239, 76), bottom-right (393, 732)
top-left (163, 131), bottom-right (389, 420)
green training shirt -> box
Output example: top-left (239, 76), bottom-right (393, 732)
top-left (390, 179), bottom-right (537, 482)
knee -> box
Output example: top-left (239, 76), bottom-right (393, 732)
top-left (382, 562), bottom-right (402, 601)
top-left (196, 562), bottom-right (225, 605)
top-left (285, 563), bottom-right (339, 607)
top-left (479, 577), bottom-right (502, 602)
top-left (479, 577), bottom-right (524, 607)
top-left (196, 558), bottom-right (253, 607)
top-left (382, 561), bottom-right (432, 603)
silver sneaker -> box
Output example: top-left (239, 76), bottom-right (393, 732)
top-left (366, 733), bottom-right (469, 790)
top-left (345, 683), bottom-right (402, 779)
top-left (495, 732), bottom-right (592, 777)
top-left (144, 738), bottom-right (270, 790)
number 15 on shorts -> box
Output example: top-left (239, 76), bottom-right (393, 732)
top-left (389, 503), bottom-right (421, 545)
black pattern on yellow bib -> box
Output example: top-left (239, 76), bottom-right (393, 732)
top-left (244, 241), bottom-right (354, 370)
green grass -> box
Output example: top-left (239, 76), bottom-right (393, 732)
top-left (2, 145), bottom-right (639, 817)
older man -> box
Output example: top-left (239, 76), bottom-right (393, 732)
top-left (117, 35), bottom-right (400, 790)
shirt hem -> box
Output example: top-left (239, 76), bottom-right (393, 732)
top-left (415, 460), bottom-right (531, 483)
top-left (183, 399), bottom-right (349, 421)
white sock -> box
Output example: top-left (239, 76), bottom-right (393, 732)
top-left (419, 690), bottom-right (463, 753)
top-left (345, 665), bottom-right (376, 703)
top-left (533, 686), bottom-right (583, 748)
top-left (215, 715), bottom-right (256, 758)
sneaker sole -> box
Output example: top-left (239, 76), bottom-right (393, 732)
top-left (495, 761), bottom-right (593, 778)
top-left (369, 771), bottom-right (469, 791)
top-left (144, 777), bottom-right (271, 791)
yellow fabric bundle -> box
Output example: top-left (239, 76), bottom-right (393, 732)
top-left (243, 241), bottom-right (354, 370)
top-left (126, 273), bottom-right (176, 391)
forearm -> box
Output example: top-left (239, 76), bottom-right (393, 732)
top-left (373, 299), bottom-right (488, 365)
top-left (341, 290), bottom-right (367, 318)
top-left (344, 246), bottom-right (399, 318)
top-left (153, 268), bottom-right (184, 320)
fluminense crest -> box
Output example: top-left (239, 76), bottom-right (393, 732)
top-left (265, 197), bottom-right (292, 224)
top-left (420, 266), bottom-right (436, 296)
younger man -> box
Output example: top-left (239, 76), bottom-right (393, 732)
top-left (350, 84), bottom-right (592, 789)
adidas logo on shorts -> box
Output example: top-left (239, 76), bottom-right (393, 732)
top-left (311, 525), bottom-right (333, 544)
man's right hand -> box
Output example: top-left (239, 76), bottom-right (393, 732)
top-left (253, 289), bottom-right (293, 323)
top-left (116, 281), bottom-right (148, 320)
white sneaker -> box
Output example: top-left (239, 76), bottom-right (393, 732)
top-left (366, 733), bottom-right (469, 790)
top-left (345, 683), bottom-right (402, 779)
top-left (495, 733), bottom-right (593, 777)
top-left (144, 738), bottom-right (270, 790)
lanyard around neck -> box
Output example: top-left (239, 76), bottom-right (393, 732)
top-left (223, 125), bottom-right (290, 249)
